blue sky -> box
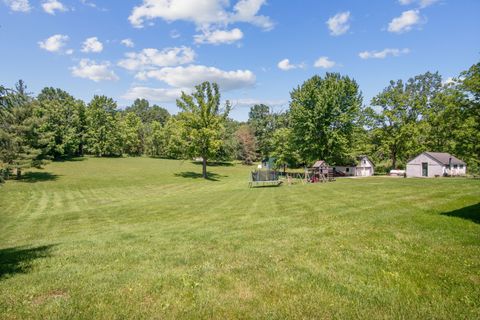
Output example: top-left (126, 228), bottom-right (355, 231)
top-left (1, 0), bottom-right (479, 120)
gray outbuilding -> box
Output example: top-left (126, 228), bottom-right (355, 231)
top-left (406, 152), bottom-right (466, 177)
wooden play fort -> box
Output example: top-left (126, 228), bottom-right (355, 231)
top-left (249, 160), bottom-right (335, 187)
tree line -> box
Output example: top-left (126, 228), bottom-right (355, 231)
top-left (1, 60), bottom-right (478, 181)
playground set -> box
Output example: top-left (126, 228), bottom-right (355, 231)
top-left (249, 160), bottom-right (336, 188)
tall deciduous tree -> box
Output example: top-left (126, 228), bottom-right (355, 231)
top-left (370, 72), bottom-right (443, 168)
top-left (289, 73), bottom-right (362, 165)
top-left (121, 112), bottom-right (144, 156)
top-left (85, 95), bottom-right (122, 157)
top-left (126, 98), bottom-right (170, 125)
top-left (176, 82), bottom-right (230, 179)
top-left (37, 87), bottom-right (85, 158)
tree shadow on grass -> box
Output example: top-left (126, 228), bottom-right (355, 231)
top-left (441, 203), bottom-right (480, 224)
top-left (191, 161), bottom-right (234, 167)
top-left (174, 171), bottom-right (226, 181)
top-left (19, 172), bottom-right (60, 183)
top-left (0, 245), bottom-right (56, 280)
top-left (53, 156), bottom-right (87, 162)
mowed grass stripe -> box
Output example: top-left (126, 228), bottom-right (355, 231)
top-left (0, 157), bottom-right (479, 319)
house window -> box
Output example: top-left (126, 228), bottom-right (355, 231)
top-left (460, 165), bottom-right (464, 169)
top-left (363, 160), bottom-right (366, 165)
top-left (346, 168), bottom-right (349, 172)
top-left (454, 164), bottom-right (458, 169)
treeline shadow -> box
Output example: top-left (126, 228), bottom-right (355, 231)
top-left (174, 171), bottom-right (227, 181)
top-left (53, 156), bottom-right (87, 162)
top-left (19, 172), bottom-right (60, 183)
top-left (441, 203), bottom-right (480, 224)
top-left (0, 245), bottom-right (56, 280)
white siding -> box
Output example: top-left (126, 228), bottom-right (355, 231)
top-left (334, 166), bottom-right (356, 176)
top-left (406, 153), bottom-right (443, 177)
top-left (355, 157), bottom-right (374, 176)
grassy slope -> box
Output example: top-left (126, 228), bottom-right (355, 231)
top-left (0, 157), bottom-right (479, 319)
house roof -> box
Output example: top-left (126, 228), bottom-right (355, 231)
top-left (357, 155), bottom-right (374, 166)
top-left (421, 152), bottom-right (466, 165)
top-left (312, 160), bottom-right (328, 168)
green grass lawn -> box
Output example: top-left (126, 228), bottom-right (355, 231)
top-left (0, 157), bottom-right (479, 319)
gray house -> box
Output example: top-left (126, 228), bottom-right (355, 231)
top-left (406, 152), bottom-right (466, 177)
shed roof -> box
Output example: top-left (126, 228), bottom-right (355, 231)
top-left (312, 160), bottom-right (328, 168)
top-left (410, 152), bottom-right (466, 165)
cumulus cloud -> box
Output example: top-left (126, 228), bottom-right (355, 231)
top-left (118, 46), bottom-right (195, 71)
top-left (277, 58), bottom-right (304, 71)
top-left (136, 65), bottom-right (256, 91)
top-left (326, 11), bottom-right (350, 36)
top-left (38, 34), bottom-right (70, 53)
top-left (314, 56), bottom-right (336, 68)
top-left (231, 98), bottom-right (287, 107)
top-left (71, 59), bottom-right (119, 82)
top-left (398, 0), bottom-right (439, 8)
top-left (359, 48), bottom-right (410, 59)
top-left (122, 86), bottom-right (187, 102)
top-left (81, 37), bottom-right (104, 53)
top-left (388, 10), bottom-right (422, 33)
top-left (3, 0), bottom-right (31, 12)
top-left (170, 29), bottom-right (181, 39)
top-left (121, 38), bottom-right (135, 48)
top-left (194, 28), bottom-right (243, 45)
top-left (42, 0), bottom-right (67, 14)
top-left (128, 0), bottom-right (273, 31)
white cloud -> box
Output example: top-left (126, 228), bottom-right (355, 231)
top-left (194, 28), bottom-right (243, 45)
top-left (277, 58), bottom-right (304, 71)
top-left (71, 59), bottom-right (119, 82)
top-left (388, 10), bottom-right (422, 33)
top-left (80, 0), bottom-right (96, 7)
top-left (136, 65), bottom-right (256, 91)
top-left (81, 37), bottom-right (104, 53)
top-left (121, 38), bottom-right (135, 48)
top-left (398, 0), bottom-right (439, 8)
top-left (359, 48), bottom-right (410, 59)
top-left (3, 0), bottom-right (31, 12)
top-left (38, 34), bottom-right (70, 53)
top-left (118, 46), bottom-right (195, 71)
top-left (128, 0), bottom-right (273, 31)
top-left (170, 29), bottom-right (181, 39)
top-left (314, 56), bottom-right (336, 68)
top-left (326, 11), bottom-right (350, 36)
top-left (42, 0), bottom-right (67, 15)
top-left (231, 98), bottom-right (287, 107)
top-left (122, 86), bottom-right (187, 102)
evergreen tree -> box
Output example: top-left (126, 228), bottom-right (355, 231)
top-left (0, 81), bottom-right (47, 178)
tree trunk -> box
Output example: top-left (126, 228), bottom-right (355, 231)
top-left (16, 168), bottom-right (21, 180)
top-left (202, 157), bottom-right (207, 179)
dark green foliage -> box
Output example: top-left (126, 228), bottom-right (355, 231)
top-left (84, 95), bottom-right (122, 157)
top-left (0, 81), bottom-right (47, 178)
top-left (36, 87), bottom-right (85, 158)
top-left (289, 73), bottom-right (362, 165)
top-left (125, 98), bottom-right (170, 125)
